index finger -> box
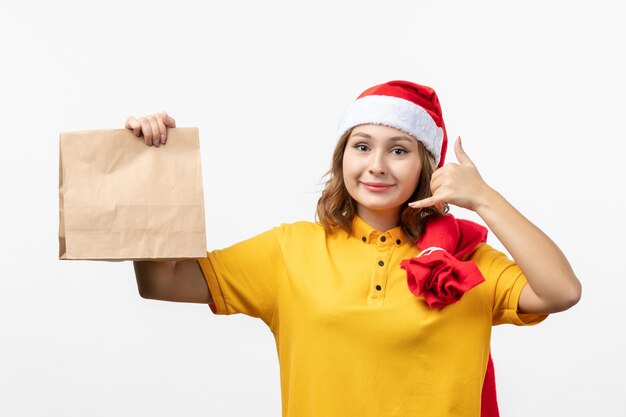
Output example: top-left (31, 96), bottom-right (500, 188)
top-left (125, 116), bottom-right (142, 136)
top-left (160, 111), bottom-right (176, 128)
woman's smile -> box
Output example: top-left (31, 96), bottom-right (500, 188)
top-left (360, 181), bottom-right (396, 192)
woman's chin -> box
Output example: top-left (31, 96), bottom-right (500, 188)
top-left (356, 201), bottom-right (403, 215)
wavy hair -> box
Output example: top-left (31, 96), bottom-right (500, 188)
top-left (315, 127), bottom-right (448, 244)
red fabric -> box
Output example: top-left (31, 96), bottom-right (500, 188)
top-left (400, 215), bottom-right (488, 308)
top-left (482, 354), bottom-right (500, 417)
top-left (402, 249), bottom-right (485, 308)
top-left (400, 214), bottom-right (499, 417)
top-left (356, 80), bottom-right (449, 168)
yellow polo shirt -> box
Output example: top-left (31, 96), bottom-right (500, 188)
top-left (197, 216), bottom-right (548, 417)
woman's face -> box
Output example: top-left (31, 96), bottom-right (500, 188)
top-left (342, 124), bottom-right (422, 225)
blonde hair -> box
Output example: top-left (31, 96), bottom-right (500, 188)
top-left (315, 128), bottom-right (448, 244)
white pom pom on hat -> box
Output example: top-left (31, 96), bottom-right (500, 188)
top-left (336, 80), bottom-right (449, 168)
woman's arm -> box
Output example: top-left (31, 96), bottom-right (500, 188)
top-left (473, 188), bottom-right (581, 314)
top-left (125, 111), bottom-right (213, 304)
top-left (134, 259), bottom-right (213, 304)
top-left (409, 137), bottom-right (582, 314)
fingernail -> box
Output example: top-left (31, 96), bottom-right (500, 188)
top-left (161, 134), bottom-right (166, 143)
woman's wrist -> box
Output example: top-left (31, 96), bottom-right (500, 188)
top-left (473, 185), bottom-right (501, 215)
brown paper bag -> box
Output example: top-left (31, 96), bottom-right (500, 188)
top-left (59, 128), bottom-right (207, 260)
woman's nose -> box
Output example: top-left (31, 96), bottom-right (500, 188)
top-left (368, 152), bottom-right (386, 175)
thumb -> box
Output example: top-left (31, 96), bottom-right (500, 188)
top-left (160, 111), bottom-right (177, 128)
top-left (454, 136), bottom-right (474, 167)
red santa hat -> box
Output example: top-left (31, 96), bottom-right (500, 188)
top-left (337, 80), bottom-right (449, 168)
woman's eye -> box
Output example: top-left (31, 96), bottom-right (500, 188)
top-left (354, 144), bottom-right (369, 152)
top-left (391, 148), bottom-right (408, 155)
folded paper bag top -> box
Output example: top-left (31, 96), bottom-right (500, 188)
top-left (59, 127), bottom-right (207, 260)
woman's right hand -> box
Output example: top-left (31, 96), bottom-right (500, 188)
top-left (125, 111), bottom-right (177, 148)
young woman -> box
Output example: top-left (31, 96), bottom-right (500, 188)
top-left (129, 80), bottom-right (581, 417)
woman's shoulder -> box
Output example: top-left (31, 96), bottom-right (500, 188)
top-left (262, 221), bottom-right (332, 254)
top-left (271, 219), bottom-right (327, 239)
top-left (468, 242), bottom-right (521, 283)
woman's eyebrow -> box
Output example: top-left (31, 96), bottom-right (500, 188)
top-left (390, 136), bottom-right (414, 143)
top-left (351, 132), bottom-right (414, 143)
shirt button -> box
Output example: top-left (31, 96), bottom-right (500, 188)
top-left (380, 236), bottom-right (386, 242)
top-left (362, 236), bottom-right (367, 242)
top-left (375, 285), bottom-right (382, 291)
top-left (378, 260), bottom-right (384, 267)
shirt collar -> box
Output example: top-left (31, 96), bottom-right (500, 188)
top-left (351, 215), bottom-right (408, 247)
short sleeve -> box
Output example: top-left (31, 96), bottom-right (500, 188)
top-left (471, 243), bottom-right (549, 326)
top-left (196, 227), bottom-right (286, 326)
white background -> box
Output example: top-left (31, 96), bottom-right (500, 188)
top-left (1, 0), bottom-right (624, 416)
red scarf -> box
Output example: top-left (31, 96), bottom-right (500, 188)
top-left (400, 214), bottom-right (499, 417)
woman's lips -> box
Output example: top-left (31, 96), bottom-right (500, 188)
top-left (361, 182), bottom-right (394, 192)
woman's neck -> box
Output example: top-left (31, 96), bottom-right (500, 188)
top-left (356, 206), bottom-right (401, 232)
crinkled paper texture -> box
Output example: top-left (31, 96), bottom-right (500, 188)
top-left (59, 128), bottom-right (207, 260)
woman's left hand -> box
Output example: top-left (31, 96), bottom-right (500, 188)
top-left (408, 137), bottom-right (493, 212)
